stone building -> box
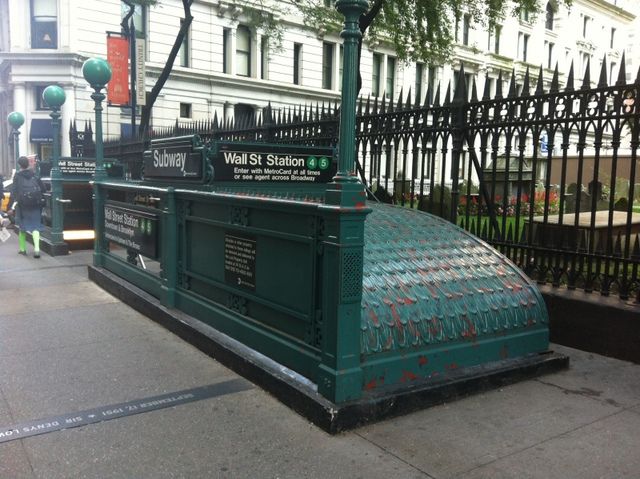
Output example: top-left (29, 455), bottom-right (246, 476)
top-left (0, 0), bottom-right (637, 175)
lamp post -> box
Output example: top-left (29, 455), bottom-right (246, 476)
top-left (43, 85), bottom-right (66, 246)
top-left (325, 0), bottom-right (368, 207)
top-left (7, 111), bottom-right (25, 177)
top-left (82, 57), bottom-right (112, 267)
top-left (316, 0), bottom-right (371, 403)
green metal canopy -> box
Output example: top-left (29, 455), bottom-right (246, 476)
top-left (360, 203), bottom-right (548, 388)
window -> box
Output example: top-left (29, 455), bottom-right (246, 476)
top-left (35, 86), bottom-right (50, 110)
top-left (31, 0), bottom-right (57, 49)
top-left (293, 43), bottom-right (302, 85)
top-left (386, 56), bottom-right (396, 100)
top-left (261, 36), bottom-right (268, 80)
top-left (462, 14), bottom-right (471, 46)
top-left (338, 45), bottom-right (344, 91)
top-left (322, 42), bottom-right (334, 89)
top-left (489, 25), bottom-right (501, 54)
top-left (610, 62), bottom-right (617, 83)
top-left (487, 77), bottom-right (496, 98)
top-left (372, 53), bottom-right (382, 97)
top-left (121, 1), bottom-right (146, 38)
top-left (415, 63), bottom-right (424, 104)
top-left (520, 9), bottom-right (530, 22)
top-left (581, 52), bottom-right (591, 77)
top-left (582, 15), bottom-right (590, 38)
top-left (234, 103), bottom-right (254, 123)
top-left (427, 66), bottom-right (437, 104)
top-left (545, 2), bottom-right (554, 30)
top-left (179, 103), bottom-right (192, 118)
top-left (178, 19), bottom-right (190, 67)
top-left (518, 32), bottom-right (529, 62)
top-left (610, 28), bottom-right (616, 49)
top-left (236, 26), bottom-right (251, 77)
top-left (223, 28), bottom-right (231, 73)
top-left (546, 41), bottom-right (554, 69)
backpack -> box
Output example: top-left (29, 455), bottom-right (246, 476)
top-left (18, 175), bottom-right (43, 207)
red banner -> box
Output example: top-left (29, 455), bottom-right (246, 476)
top-left (107, 36), bottom-right (130, 106)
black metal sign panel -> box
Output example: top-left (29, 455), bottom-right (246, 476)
top-left (224, 233), bottom-right (257, 291)
top-left (104, 202), bottom-right (158, 258)
top-left (59, 159), bottom-right (95, 175)
top-left (143, 136), bottom-right (204, 181)
top-left (0, 380), bottom-right (252, 444)
top-left (213, 142), bottom-right (336, 183)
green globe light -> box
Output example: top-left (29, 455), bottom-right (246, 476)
top-left (82, 57), bottom-right (112, 88)
top-left (43, 85), bottom-right (66, 109)
top-left (7, 111), bottom-right (25, 129)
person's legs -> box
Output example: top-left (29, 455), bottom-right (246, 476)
top-left (32, 230), bottom-right (40, 258)
top-left (18, 230), bottom-right (27, 254)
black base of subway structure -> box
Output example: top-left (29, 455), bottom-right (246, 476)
top-left (89, 265), bottom-right (569, 434)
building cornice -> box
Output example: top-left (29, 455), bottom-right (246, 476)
top-left (145, 62), bottom-right (342, 104)
top-left (582, 0), bottom-right (636, 21)
top-left (0, 51), bottom-right (85, 66)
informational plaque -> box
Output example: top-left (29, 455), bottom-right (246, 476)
top-left (58, 159), bottom-right (95, 175)
top-left (143, 136), bottom-right (204, 181)
top-left (224, 233), bottom-right (257, 291)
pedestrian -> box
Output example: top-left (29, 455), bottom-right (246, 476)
top-left (8, 156), bottom-right (45, 258)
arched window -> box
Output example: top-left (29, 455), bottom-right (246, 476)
top-left (545, 2), bottom-right (554, 30)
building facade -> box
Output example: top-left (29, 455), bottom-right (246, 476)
top-left (0, 0), bottom-right (637, 175)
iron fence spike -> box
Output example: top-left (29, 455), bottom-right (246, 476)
top-left (616, 51), bottom-right (627, 86)
top-left (443, 82), bottom-right (451, 105)
top-left (471, 78), bottom-right (479, 102)
top-left (535, 65), bottom-right (545, 95)
top-left (482, 73), bottom-right (491, 100)
top-left (565, 62), bottom-right (575, 92)
top-left (433, 83), bottom-right (441, 106)
top-left (495, 71), bottom-right (504, 99)
top-left (508, 68), bottom-right (517, 98)
top-left (550, 63), bottom-right (560, 93)
top-left (598, 55), bottom-right (609, 87)
top-left (454, 65), bottom-right (466, 102)
top-left (424, 84), bottom-right (432, 107)
top-left (522, 67), bottom-right (531, 96)
top-left (581, 57), bottom-right (591, 89)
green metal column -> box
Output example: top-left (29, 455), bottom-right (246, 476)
top-left (7, 111), bottom-right (24, 176)
top-left (161, 187), bottom-right (177, 308)
top-left (43, 86), bottom-right (66, 245)
top-left (317, 0), bottom-right (371, 403)
top-left (82, 58), bottom-right (112, 268)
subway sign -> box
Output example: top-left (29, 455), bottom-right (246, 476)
top-left (104, 202), bottom-right (158, 259)
top-left (211, 141), bottom-right (336, 183)
top-left (143, 135), bottom-right (205, 182)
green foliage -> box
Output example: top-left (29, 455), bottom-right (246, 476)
top-left (296, 0), bottom-right (571, 65)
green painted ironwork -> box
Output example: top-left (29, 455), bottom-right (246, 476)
top-left (7, 111), bottom-right (24, 174)
top-left (83, 57), bottom-right (111, 267)
top-left (43, 85), bottom-right (66, 246)
top-left (87, 1), bottom-right (552, 406)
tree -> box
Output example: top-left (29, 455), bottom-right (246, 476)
top-left (122, 0), bottom-right (286, 138)
top-left (296, 0), bottom-right (571, 93)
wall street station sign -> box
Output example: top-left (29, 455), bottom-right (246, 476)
top-left (143, 135), bottom-right (204, 182)
top-left (212, 141), bottom-right (336, 183)
top-left (59, 159), bottom-right (95, 175)
top-left (104, 202), bottom-right (158, 259)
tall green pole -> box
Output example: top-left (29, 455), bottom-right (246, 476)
top-left (333, 0), bottom-right (368, 185)
top-left (82, 58), bottom-right (112, 267)
top-left (317, 0), bottom-right (370, 403)
top-left (43, 86), bottom-right (66, 245)
top-left (7, 111), bottom-right (25, 177)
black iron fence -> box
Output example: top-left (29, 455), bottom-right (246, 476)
top-left (77, 57), bottom-right (640, 301)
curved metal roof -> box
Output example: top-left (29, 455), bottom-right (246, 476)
top-left (361, 204), bottom-right (548, 356)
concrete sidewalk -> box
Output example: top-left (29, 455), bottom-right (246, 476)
top-left (1, 234), bottom-right (639, 479)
